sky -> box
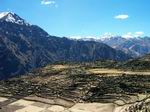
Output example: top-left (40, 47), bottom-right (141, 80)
top-left (0, 0), bottom-right (150, 38)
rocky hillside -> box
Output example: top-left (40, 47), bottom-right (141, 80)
top-left (101, 36), bottom-right (150, 57)
top-left (0, 12), bottom-right (131, 79)
top-left (118, 54), bottom-right (150, 70)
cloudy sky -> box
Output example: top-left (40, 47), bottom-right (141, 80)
top-left (0, 0), bottom-right (149, 38)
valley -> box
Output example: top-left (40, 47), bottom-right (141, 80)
top-left (0, 62), bottom-right (150, 112)
top-left (0, 11), bottom-right (150, 112)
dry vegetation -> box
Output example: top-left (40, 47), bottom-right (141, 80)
top-left (0, 61), bottom-right (150, 112)
top-left (88, 68), bottom-right (150, 76)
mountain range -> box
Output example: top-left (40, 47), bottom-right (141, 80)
top-left (100, 36), bottom-right (150, 57)
top-left (0, 12), bottom-right (131, 79)
top-left (76, 36), bottom-right (150, 58)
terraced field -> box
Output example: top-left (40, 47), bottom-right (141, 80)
top-left (0, 63), bottom-right (150, 112)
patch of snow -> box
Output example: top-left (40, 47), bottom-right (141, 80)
top-left (69, 36), bottom-right (101, 42)
top-left (100, 33), bottom-right (117, 41)
top-left (0, 12), bottom-right (30, 26)
top-left (0, 12), bottom-right (9, 18)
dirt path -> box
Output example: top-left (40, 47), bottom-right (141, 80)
top-left (88, 68), bottom-right (150, 76)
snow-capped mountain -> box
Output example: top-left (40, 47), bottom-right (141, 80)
top-left (0, 12), bottom-right (30, 25)
top-left (69, 35), bottom-right (150, 58)
top-left (0, 12), bottom-right (131, 79)
top-left (100, 36), bottom-right (129, 47)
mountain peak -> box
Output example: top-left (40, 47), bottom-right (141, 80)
top-left (0, 12), bottom-right (30, 25)
top-left (0, 12), bottom-right (11, 17)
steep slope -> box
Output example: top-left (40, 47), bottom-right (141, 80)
top-left (0, 12), bottom-right (131, 79)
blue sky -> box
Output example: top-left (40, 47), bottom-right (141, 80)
top-left (0, 0), bottom-right (150, 38)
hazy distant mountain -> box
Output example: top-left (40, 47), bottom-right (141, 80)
top-left (0, 12), bottom-right (131, 79)
top-left (100, 36), bottom-right (150, 57)
top-left (100, 36), bottom-right (127, 47)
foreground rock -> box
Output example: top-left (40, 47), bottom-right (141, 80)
top-left (0, 96), bottom-right (149, 112)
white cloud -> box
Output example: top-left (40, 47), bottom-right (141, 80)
top-left (69, 32), bottom-right (144, 40)
top-left (69, 36), bottom-right (83, 39)
top-left (122, 32), bottom-right (133, 38)
top-left (69, 36), bottom-right (97, 39)
top-left (100, 32), bottom-right (115, 40)
top-left (114, 14), bottom-right (129, 20)
top-left (102, 32), bottom-right (115, 37)
top-left (69, 36), bottom-right (98, 41)
top-left (134, 31), bottom-right (144, 37)
top-left (41, 0), bottom-right (56, 6)
top-left (122, 32), bottom-right (144, 38)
